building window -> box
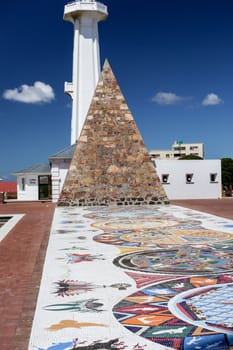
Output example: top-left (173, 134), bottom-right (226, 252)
top-left (166, 154), bottom-right (170, 158)
top-left (162, 174), bottom-right (169, 184)
top-left (150, 154), bottom-right (160, 159)
top-left (174, 146), bottom-right (185, 151)
top-left (174, 153), bottom-right (185, 158)
top-left (210, 173), bottom-right (217, 183)
top-left (21, 177), bottom-right (26, 191)
top-left (186, 173), bottom-right (194, 183)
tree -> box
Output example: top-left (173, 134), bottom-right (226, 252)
top-left (179, 154), bottom-right (203, 160)
top-left (221, 158), bottom-right (233, 189)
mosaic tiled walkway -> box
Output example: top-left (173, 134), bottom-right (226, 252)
top-left (29, 205), bottom-right (233, 350)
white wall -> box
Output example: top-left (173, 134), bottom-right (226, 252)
top-left (51, 159), bottom-right (222, 202)
top-left (155, 160), bottom-right (222, 200)
top-left (20, 159), bottom-right (221, 202)
top-left (51, 160), bottom-right (70, 202)
top-left (17, 175), bottom-right (39, 201)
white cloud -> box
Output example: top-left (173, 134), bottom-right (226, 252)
top-left (3, 81), bottom-right (55, 104)
top-left (202, 93), bottom-right (223, 106)
top-left (152, 92), bottom-right (186, 105)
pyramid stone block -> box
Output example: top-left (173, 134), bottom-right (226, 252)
top-left (58, 60), bottom-right (168, 206)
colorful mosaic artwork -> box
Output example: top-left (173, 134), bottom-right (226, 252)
top-left (93, 221), bottom-right (233, 248)
top-left (54, 280), bottom-right (132, 297)
top-left (38, 338), bottom-right (148, 350)
top-left (44, 299), bottom-right (104, 312)
top-left (57, 253), bottom-right (105, 264)
top-left (29, 205), bottom-right (233, 350)
top-left (113, 275), bottom-right (233, 349)
top-left (113, 247), bottom-right (233, 275)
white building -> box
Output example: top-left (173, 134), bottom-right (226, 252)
top-left (49, 144), bottom-right (76, 202)
top-left (155, 159), bottom-right (221, 200)
top-left (150, 141), bottom-right (204, 160)
top-left (13, 164), bottom-right (51, 201)
top-left (13, 145), bottom-right (222, 202)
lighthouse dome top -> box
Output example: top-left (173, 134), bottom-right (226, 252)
top-left (64, 0), bottom-right (108, 22)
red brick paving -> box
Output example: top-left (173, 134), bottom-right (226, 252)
top-left (0, 199), bottom-right (233, 350)
top-left (0, 202), bottom-right (55, 350)
top-left (171, 198), bottom-right (233, 220)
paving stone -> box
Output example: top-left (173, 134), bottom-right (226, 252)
top-left (0, 199), bottom-right (233, 349)
top-left (0, 202), bottom-right (55, 350)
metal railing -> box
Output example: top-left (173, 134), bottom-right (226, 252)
top-left (67, 0), bottom-right (96, 5)
top-left (65, 0), bottom-right (107, 13)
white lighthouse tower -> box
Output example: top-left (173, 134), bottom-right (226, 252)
top-left (64, 0), bottom-right (108, 144)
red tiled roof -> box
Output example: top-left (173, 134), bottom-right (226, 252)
top-left (0, 182), bottom-right (17, 192)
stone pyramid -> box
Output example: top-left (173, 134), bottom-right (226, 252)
top-left (58, 60), bottom-right (168, 206)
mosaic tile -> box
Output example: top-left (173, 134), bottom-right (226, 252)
top-left (29, 205), bottom-right (233, 350)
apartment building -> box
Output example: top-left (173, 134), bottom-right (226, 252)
top-left (150, 141), bottom-right (204, 160)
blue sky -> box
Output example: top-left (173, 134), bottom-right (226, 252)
top-left (0, 0), bottom-right (232, 180)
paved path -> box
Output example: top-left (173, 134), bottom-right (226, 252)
top-left (28, 203), bottom-right (233, 350)
top-left (0, 199), bottom-right (233, 350)
top-left (0, 202), bottom-right (55, 350)
top-left (171, 198), bottom-right (233, 220)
